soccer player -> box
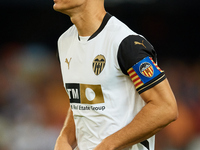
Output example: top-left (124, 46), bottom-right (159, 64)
top-left (53, 0), bottom-right (178, 150)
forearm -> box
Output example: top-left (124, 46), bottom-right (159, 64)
top-left (97, 79), bottom-right (178, 150)
top-left (54, 108), bottom-right (77, 150)
top-left (102, 101), bottom-right (176, 149)
top-left (54, 136), bottom-right (74, 150)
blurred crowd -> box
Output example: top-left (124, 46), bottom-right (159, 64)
top-left (156, 58), bottom-right (200, 150)
top-left (0, 42), bottom-right (200, 150)
top-left (0, 43), bottom-right (69, 150)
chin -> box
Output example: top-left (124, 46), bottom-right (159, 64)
top-left (54, 6), bottom-right (73, 16)
top-left (53, 6), bottom-right (63, 14)
top-left (53, 4), bottom-right (60, 11)
top-left (53, 4), bottom-right (68, 13)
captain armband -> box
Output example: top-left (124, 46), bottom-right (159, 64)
top-left (127, 57), bottom-right (166, 94)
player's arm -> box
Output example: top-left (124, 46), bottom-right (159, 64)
top-left (54, 107), bottom-right (77, 150)
top-left (94, 35), bottom-right (178, 150)
top-left (95, 78), bottom-right (178, 150)
top-left (55, 38), bottom-right (77, 150)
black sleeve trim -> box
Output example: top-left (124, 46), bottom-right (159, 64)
top-left (137, 72), bottom-right (166, 94)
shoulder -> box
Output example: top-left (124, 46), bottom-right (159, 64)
top-left (103, 16), bottom-right (139, 52)
top-left (106, 16), bottom-right (137, 38)
top-left (58, 25), bottom-right (77, 44)
top-left (107, 16), bottom-right (135, 33)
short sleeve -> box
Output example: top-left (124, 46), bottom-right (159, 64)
top-left (117, 35), bottom-right (166, 94)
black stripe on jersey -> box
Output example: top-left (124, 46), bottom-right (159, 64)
top-left (140, 140), bottom-right (150, 150)
top-left (137, 72), bottom-right (166, 94)
top-left (88, 12), bottom-right (112, 41)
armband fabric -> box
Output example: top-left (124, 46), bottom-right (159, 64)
top-left (127, 57), bottom-right (166, 94)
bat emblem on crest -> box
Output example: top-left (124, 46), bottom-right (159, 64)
top-left (93, 55), bottom-right (106, 75)
top-left (139, 62), bottom-right (154, 78)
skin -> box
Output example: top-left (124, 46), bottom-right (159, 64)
top-left (53, 0), bottom-right (106, 36)
top-left (93, 79), bottom-right (178, 150)
top-left (53, 0), bottom-right (178, 149)
top-left (54, 107), bottom-right (76, 150)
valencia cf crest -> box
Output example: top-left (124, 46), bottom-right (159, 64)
top-left (139, 62), bottom-right (154, 78)
top-left (93, 55), bottom-right (106, 75)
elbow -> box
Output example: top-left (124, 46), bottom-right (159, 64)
top-left (158, 99), bottom-right (179, 125)
top-left (170, 109), bottom-right (178, 123)
top-left (173, 107), bottom-right (179, 121)
top-left (167, 103), bottom-right (179, 124)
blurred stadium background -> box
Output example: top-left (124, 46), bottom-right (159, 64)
top-left (1, 0), bottom-right (200, 150)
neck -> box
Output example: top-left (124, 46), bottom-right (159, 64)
top-left (69, 2), bottom-right (106, 37)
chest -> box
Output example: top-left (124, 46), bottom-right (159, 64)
top-left (59, 39), bottom-right (121, 85)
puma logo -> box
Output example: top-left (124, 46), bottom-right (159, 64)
top-left (65, 58), bottom-right (72, 69)
top-left (134, 40), bottom-right (146, 48)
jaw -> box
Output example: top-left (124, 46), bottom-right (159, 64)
top-left (53, 0), bottom-right (86, 16)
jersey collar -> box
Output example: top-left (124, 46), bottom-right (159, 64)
top-left (78, 12), bottom-right (112, 41)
